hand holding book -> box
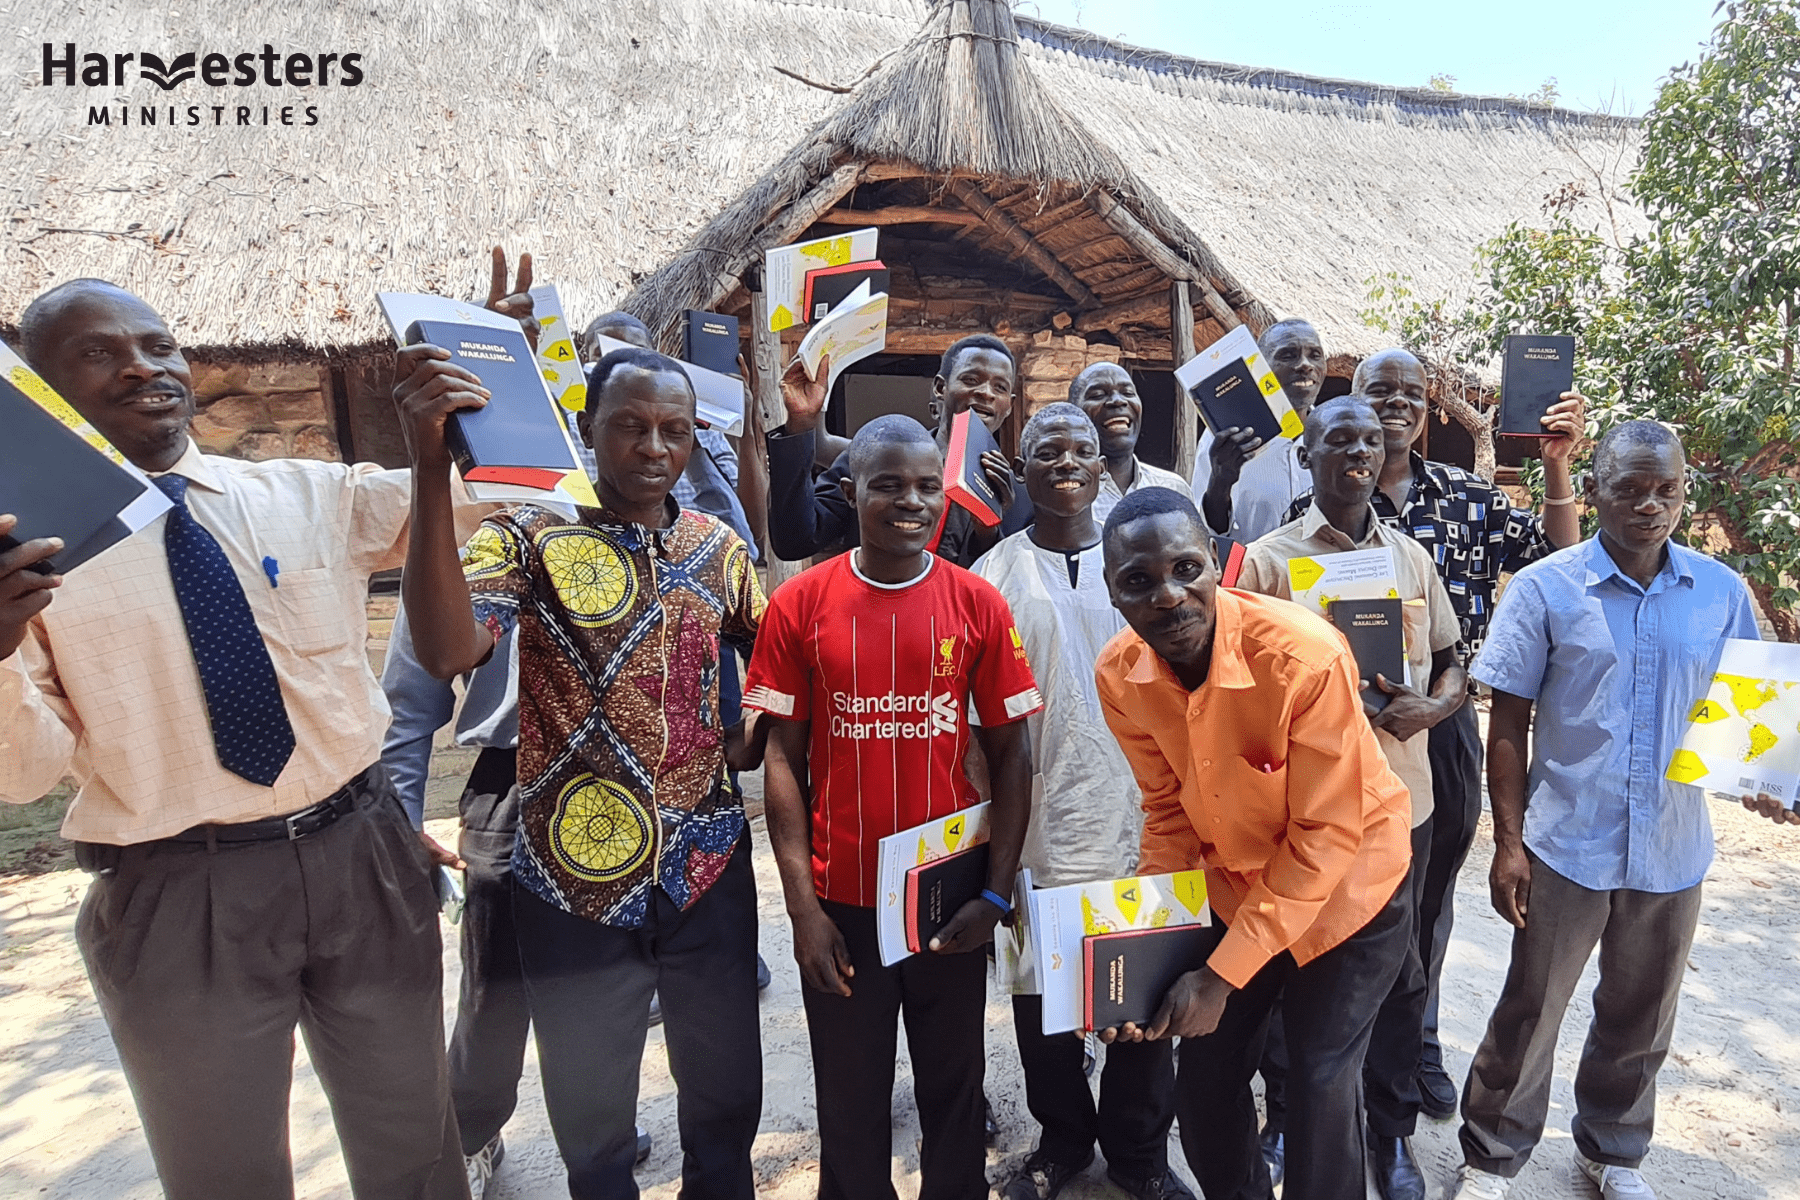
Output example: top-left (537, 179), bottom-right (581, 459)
top-left (779, 353), bottom-right (831, 436)
top-left (1098, 963), bottom-right (1233, 1044)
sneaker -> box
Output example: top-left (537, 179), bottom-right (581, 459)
top-left (1576, 1153), bottom-right (1655, 1200)
top-left (1449, 1164), bottom-right (1512, 1200)
top-left (998, 1149), bottom-right (1094, 1200)
top-left (464, 1133), bottom-right (504, 1200)
top-left (1106, 1167), bottom-right (1198, 1200)
top-left (635, 1125), bottom-right (653, 1166)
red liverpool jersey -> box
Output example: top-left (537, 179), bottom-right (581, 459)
top-left (744, 552), bottom-right (1043, 905)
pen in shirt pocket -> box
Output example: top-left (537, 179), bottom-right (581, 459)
top-left (262, 556), bottom-right (280, 588)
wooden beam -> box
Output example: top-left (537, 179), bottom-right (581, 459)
top-left (1088, 191), bottom-right (1242, 330)
top-left (813, 205), bottom-right (982, 227)
top-left (949, 180), bottom-right (1100, 310)
top-left (697, 161), bottom-right (866, 313)
top-left (1171, 281), bottom-right (1199, 480)
top-left (749, 288), bottom-right (805, 592)
top-left (1073, 290), bottom-right (1168, 333)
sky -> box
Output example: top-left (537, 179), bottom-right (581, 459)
top-left (1018, 0), bottom-right (1723, 114)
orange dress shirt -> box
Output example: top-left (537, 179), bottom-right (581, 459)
top-left (1095, 587), bottom-right (1413, 989)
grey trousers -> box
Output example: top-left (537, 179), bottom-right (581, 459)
top-left (76, 771), bottom-right (467, 1200)
top-left (1458, 852), bottom-right (1702, 1177)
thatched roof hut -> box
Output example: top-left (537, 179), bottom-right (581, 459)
top-left (2, 0), bottom-right (1637, 470)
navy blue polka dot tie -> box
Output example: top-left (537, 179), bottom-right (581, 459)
top-left (152, 474), bottom-right (296, 787)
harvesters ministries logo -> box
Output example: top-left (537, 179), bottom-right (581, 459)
top-left (39, 43), bottom-right (365, 129)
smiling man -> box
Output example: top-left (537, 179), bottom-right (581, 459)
top-left (1093, 486), bottom-right (1417, 1200)
top-left (746, 414), bottom-right (1038, 1200)
top-left (769, 333), bottom-right (1033, 565)
top-left (1190, 318), bottom-right (1328, 544)
top-left (1450, 421), bottom-right (1789, 1200)
top-left (1067, 362), bottom-right (1192, 523)
top-left (975, 404), bottom-right (1195, 1200)
top-left (1237, 397), bottom-right (1466, 1200)
top-left (397, 344), bottom-right (768, 1200)
top-left (0, 278), bottom-right (492, 1199)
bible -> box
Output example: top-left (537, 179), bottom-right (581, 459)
top-left (944, 409), bottom-right (1006, 526)
top-left (1498, 334), bottom-right (1574, 438)
top-left (903, 843), bottom-right (992, 953)
top-left (1330, 597), bottom-right (1406, 712)
top-left (1082, 924), bottom-right (1212, 1032)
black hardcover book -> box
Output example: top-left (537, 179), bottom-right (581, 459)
top-left (1189, 358), bottom-right (1284, 446)
top-left (1329, 597), bottom-right (1406, 713)
top-left (1499, 334), bottom-right (1575, 438)
top-left (0, 374), bottom-right (149, 575)
top-left (1083, 924), bottom-right (1212, 1032)
top-left (945, 410), bottom-right (1006, 526)
top-left (682, 310), bottom-right (742, 378)
top-left (405, 319), bottom-right (577, 487)
top-left (806, 262), bottom-right (891, 323)
top-left (904, 843), bottom-right (992, 953)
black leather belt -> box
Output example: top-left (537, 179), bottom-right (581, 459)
top-left (166, 783), bottom-right (360, 845)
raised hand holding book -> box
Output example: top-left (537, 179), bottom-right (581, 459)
top-left (1499, 335), bottom-right (1575, 438)
top-left (1175, 324), bottom-right (1303, 457)
top-left (795, 280), bottom-right (889, 398)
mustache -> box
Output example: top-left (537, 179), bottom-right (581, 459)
top-left (124, 381), bottom-right (189, 401)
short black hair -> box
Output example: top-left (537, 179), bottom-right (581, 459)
top-left (1101, 486), bottom-right (1207, 553)
top-left (847, 413), bottom-right (938, 480)
top-left (1019, 402), bottom-right (1098, 458)
top-left (584, 347), bottom-right (694, 414)
top-left (938, 333), bottom-right (1016, 382)
top-left (1066, 360), bottom-right (1131, 405)
top-left (1302, 394), bottom-right (1381, 447)
top-left (1593, 419), bottom-right (1683, 479)
top-left (16, 278), bottom-right (137, 362)
top-left (1258, 317), bottom-right (1319, 354)
top-left (583, 310), bottom-right (653, 355)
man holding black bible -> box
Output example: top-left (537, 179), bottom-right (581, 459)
top-left (1093, 486), bottom-right (1418, 1200)
top-left (745, 415), bottom-right (1039, 1200)
top-left (1237, 396), bottom-right (1465, 1199)
top-left (0, 266), bottom-right (537, 1198)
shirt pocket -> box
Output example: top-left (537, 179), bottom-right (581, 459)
top-left (263, 565), bottom-right (354, 657)
top-left (1203, 754), bottom-right (1289, 871)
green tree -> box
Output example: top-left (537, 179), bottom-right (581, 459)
top-left (1366, 0), bottom-right (1800, 637)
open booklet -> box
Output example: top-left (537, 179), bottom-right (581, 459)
top-left (1176, 324), bottom-right (1303, 458)
top-left (0, 342), bottom-right (170, 573)
top-left (1028, 870), bottom-right (1210, 1034)
top-left (795, 279), bottom-right (889, 399)
top-left (875, 802), bottom-right (990, 966)
top-left (1666, 639), bottom-right (1800, 811)
top-left (765, 227), bottom-right (879, 332)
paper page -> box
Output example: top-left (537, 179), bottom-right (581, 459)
top-left (589, 334), bottom-right (744, 436)
top-left (526, 285), bottom-right (588, 413)
top-left (764, 227), bottom-right (880, 332)
top-left (1174, 324), bottom-right (1303, 457)
top-left (1666, 639), bottom-right (1800, 809)
top-left (0, 343), bottom-right (170, 534)
top-left (1287, 547), bottom-right (1399, 615)
top-left (994, 868), bottom-right (1038, 994)
top-left (1030, 870), bottom-right (1210, 1034)
top-left (875, 802), bottom-right (991, 966)
top-left (796, 282), bottom-right (889, 398)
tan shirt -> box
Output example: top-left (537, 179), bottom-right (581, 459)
top-left (0, 440), bottom-right (481, 844)
top-left (1238, 504), bottom-right (1461, 826)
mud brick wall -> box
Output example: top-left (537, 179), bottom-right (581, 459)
top-left (188, 361), bottom-right (342, 461)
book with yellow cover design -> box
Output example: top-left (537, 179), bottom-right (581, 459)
top-left (1666, 638), bottom-right (1800, 811)
top-left (1028, 870), bottom-right (1210, 1034)
top-left (1176, 324), bottom-right (1304, 459)
top-left (875, 802), bottom-right (991, 965)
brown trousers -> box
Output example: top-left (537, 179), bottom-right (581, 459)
top-left (1459, 852), bottom-right (1703, 1177)
top-left (75, 771), bottom-right (467, 1200)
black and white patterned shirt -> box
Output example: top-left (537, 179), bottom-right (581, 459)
top-left (1285, 452), bottom-right (1554, 653)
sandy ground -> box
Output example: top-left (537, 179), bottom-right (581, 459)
top-left (0, 786), bottom-right (1796, 1200)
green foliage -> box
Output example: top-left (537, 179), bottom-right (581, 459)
top-left (1366, 0), bottom-right (1800, 635)
top-left (1426, 73), bottom-right (1458, 93)
top-left (1508, 77), bottom-right (1561, 106)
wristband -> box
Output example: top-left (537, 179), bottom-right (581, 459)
top-left (980, 888), bottom-right (1014, 916)
top-left (1544, 494), bottom-right (1576, 507)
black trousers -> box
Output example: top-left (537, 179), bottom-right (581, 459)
top-left (1175, 869), bottom-right (1415, 1200)
top-left (75, 768), bottom-right (466, 1200)
top-left (1011, 993), bottom-right (1175, 1182)
top-left (803, 900), bottom-right (989, 1200)
top-left (1363, 818), bottom-right (1435, 1137)
top-left (514, 837), bottom-right (762, 1200)
top-left (1420, 699), bottom-right (1482, 1072)
top-left (448, 748), bottom-right (532, 1156)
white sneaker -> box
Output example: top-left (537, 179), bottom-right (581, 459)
top-left (1577, 1153), bottom-right (1656, 1200)
top-left (1450, 1165), bottom-right (1512, 1200)
top-left (464, 1132), bottom-right (504, 1200)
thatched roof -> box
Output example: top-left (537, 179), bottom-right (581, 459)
top-left (2, 0), bottom-right (1639, 357)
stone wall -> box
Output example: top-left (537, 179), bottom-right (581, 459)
top-left (1018, 326), bottom-right (1122, 417)
top-left (189, 360), bottom-right (342, 462)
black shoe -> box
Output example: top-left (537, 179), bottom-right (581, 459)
top-left (985, 1095), bottom-right (1000, 1146)
top-left (999, 1149), bottom-right (1094, 1199)
top-left (1369, 1132), bottom-right (1427, 1200)
top-left (1106, 1168), bottom-right (1198, 1200)
top-left (756, 953), bottom-right (772, 991)
top-left (635, 1125), bottom-right (652, 1166)
top-left (1418, 1061), bottom-right (1458, 1120)
top-left (1258, 1128), bottom-right (1284, 1190)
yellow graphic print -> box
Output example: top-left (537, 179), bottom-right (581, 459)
top-left (725, 542), bottom-right (764, 621)
top-left (461, 524), bottom-right (520, 581)
top-left (1289, 557), bottom-right (1325, 591)
top-left (1686, 699), bottom-right (1730, 724)
top-left (10, 365), bottom-right (125, 464)
top-left (1114, 881), bottom-right (1141, 926)
top-left (1717, 673), bottom-right (1779, 716)
top-left (936, 635), bottom-right (958, 676)
top-left (550, 775), bottom-right (654, 883)
top-left (1746, 723), bottom-right (1780, 763)
top-left (1170, 870), bottom-right (1208, 915)
top-left (1665, 749), bottom-right (1709, 784)
top-left (538, 527), bottom-right (637, 627)
top-left (944, 815), bottom-right (966, 852)
top-left (541, 337), bottom-right (578, 363)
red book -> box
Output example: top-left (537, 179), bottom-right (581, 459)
top-left (903, 843), bottom-right (991, 953)
top-left (944, 410), bottom-right (1005, 527)
top-left (1212, 536), bottom-right (1245, 588)
top-left (804, 260), bottom-right (889, 323)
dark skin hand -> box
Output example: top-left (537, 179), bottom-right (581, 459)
top-left (1486, 689), bottom-right (1534, 928)
top-left (1201, 426), bottom-right (1263, 534)
top-left (0, 517), bottom-right (63, 661)
top-left (1101, 962), bottom-right (1235, 1043)
top-left (486, 247), bottom-right (539, 351)
top-left (764, 715), bottom-right (854, 995)
top-left (930, 347), bottom-right (1020, 525)
top-left (930, 719), bottom-right (1031, 954)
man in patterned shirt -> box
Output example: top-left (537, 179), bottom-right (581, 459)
top-left (397, 343), bottom-right (766, 1200)
top-left (1283, 347), bottom-right (1583, 1122)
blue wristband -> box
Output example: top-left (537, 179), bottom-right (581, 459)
top-left (980, 888), bottom-right (1014, 915)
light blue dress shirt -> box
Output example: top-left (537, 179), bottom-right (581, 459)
top-left (1471, 537), bottom-right (1760, 893)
